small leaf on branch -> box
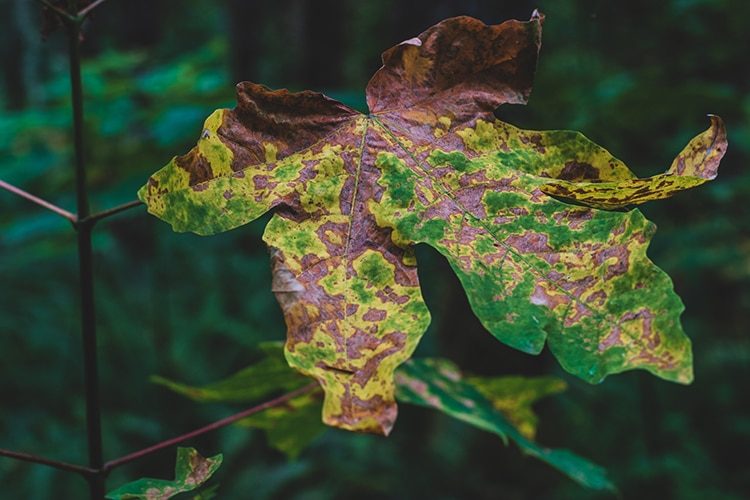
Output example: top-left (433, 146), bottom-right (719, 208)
top-left (105, 447), bottom-right (222, 500)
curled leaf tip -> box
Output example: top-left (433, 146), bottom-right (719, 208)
top-left (667, 114), bottom-right (726, 181)
top-left (540, 114), bottom-right (727, 210)
top-left (366, 13), bottom-right (543, 113)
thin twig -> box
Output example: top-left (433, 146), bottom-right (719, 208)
top-left (0, 383), bottom-right (321, 481)
top-left (77, 0), bottom-right (109, 19)
top-left (0, 448), bottom-right (97, 478)
top-left (103, 383), bottom-right (320, 473)
top-left (0, 179), bottom-right (77, 223)
top-left (36, 0), bottom-right (77, 23)
top-left (82, 199), bottom-right (143, 226)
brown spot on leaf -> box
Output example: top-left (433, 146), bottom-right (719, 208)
top-left (559, 161), bottom-right (599, 181)
top-left (506, 232), bottom-right (558, 264)
top-left (598, 325), bottom-right (622, 351)
top-left (363, 308), bottom-right (388, 322)
top-left (594, 245), bottom-right (630, 280)
top-left (176, 149), bottom-right (213, 185)
top-left (530, 284), bottom-right (567, 309)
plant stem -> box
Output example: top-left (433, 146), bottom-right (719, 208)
top-left (66, 11), bottom-right (105, 499)
top-left (102, 383), bottom-right (320, 473)
top-left (69, 31), bottom-right (88, 220)
top-left (0, 179), bottom-right (77, 222)
top-left (0, 448), bottom-right (97, 478)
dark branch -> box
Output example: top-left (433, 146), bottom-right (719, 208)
top-left (36, 0), bottom-right (77, 23)
top-left (0, 179), bottom-right (77, 223)
top-left (1, 384), bottom-right (321, 481)
top-left (103, 383), bottom-right (320, 473)
top-left (0, 448), bottom-right (97, 478)
top-left (65, 12), bottom-right (105, 497)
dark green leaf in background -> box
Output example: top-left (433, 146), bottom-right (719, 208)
top-left (153, 343), bottom-right (612, 489)
top-left (396, 359), bottom-right (615, 491)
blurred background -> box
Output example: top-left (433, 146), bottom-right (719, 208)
top-left (1, 0), bottom-right (748, 498)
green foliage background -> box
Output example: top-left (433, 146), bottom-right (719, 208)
top-left (1, 0), bottom-right (748, 498)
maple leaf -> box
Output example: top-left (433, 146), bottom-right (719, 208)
top-left (139, 12), bottom-right (727, 435)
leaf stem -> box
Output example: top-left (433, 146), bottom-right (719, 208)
top-left (81, 199), bottom-right (143, 226)
top-left (0, 179), bottom-right (77, 223)
top-left (0, 448), bottom-right (97, 478)
top-left (102, 383), bottom-right (320, 474)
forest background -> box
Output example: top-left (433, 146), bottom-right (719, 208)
top-left (1, 0), bottom-right (748, 498)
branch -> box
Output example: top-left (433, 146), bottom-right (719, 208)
top-left (0, 179), bottom-right (77, 223)
top-left (36, 0), bottom-right (77, 23)
top-left (103, 383), bottom-right (320, 473)
top-left (0, 448), bottom-right (97, 478)
top-left (81, 199), bottom-right (143, 226)
top-left (1, 384), bottom-right (321, 480)
top-left (77, 0), bottom-right (109, 19)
